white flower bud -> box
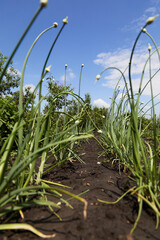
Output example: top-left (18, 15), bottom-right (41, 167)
top-left (146, 14), bottom-right (159, 25)
top-left (141, 28), bottom-right (147, 33)
top-left (45, 65), bottom-right (52, 73)
top-left (53, 22), bottom-right (58, 28)
top-left (75, 120), bottom-right (80, 124)
top-left (63, 16), bottom-right (68, 24)
top-left (97, 162), bottom-right (101, 165)
top-left (96, 74), bottom-right (101, 81)
top-left (40, 0), bottom-right (48, 7)
top-left (148, 43), bottom-right (152, 52)
top-left (97, 129), bottom-right (102, 134)
top-left (102, 115), bottom-right (105, 119)
top-left (65, 64), bottom-right (67, 68)
top-left (81, 64), bottom-right (84, 67)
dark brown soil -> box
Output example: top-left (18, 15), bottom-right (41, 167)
top-left (1, 136), bottom-right (160, 240)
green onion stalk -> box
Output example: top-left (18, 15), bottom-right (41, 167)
top-left (18, 23), bottom-right (58, 152)
top-left (23, 17), bottom-right (68, 187)
top-left (77, 64), bottom-right (84, 115)
top-left (0, 0), bottom-right (48, 83)
top-left (97, 14), bottom-right (160, 233)
top-left (64, 64), bottom-right (67, 125)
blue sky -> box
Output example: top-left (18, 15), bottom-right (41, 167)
top-left (1, 0), bottom-right (160, 114)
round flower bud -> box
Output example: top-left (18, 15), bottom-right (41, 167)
top-left (75, 120), bottom-right (80, 124)
top-left (148, 43), bottom-right (152, 52)
top-left (141, 28), bottom-right (147, 33)
top-left (97, 129), bottom-right (102, 134)
top-left (146, 14), bottom-right (159, 25)
top-left (97, 162), bottom-right (101, 165)
top-left (45, 65), bottom-right (52, 73)
top-left (63, 16), bottom-right (68, 24)
top-left (96, 74), bottom-right (101, 81)
top-left (53, 22), bottom-right (58, 28)
top-left (40, 0), bottom-right (48, 7)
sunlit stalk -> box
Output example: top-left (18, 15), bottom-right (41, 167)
top-left (18, 24), bottom-right (58, 151)
top-left (64, 64), bottom-right (67, 125)
top-left (0, 122), bottom-right (19, 184)
top-left (77, 64), bottom-right (84, 114)
top-left (148, 44), bottom-right (157, 187)
top-left (24, 19), bottom-right (68, 187)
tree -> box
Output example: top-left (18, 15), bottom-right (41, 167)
top-left (84, 93), bottom-right (91, 108)
top-left (12, 86), bottom-right (36, 111)
top-left (0, 52), bottom-right (36, 146)
top-left (0, 96), bottom-right (18, 147)
top-left (45, 76), bottom-right (73, 112)
top-left (92, 106), bottom-right (108, 128)
top-left (67, 93), bottom-right (91, 117)
top-left (0, 52), bottom-right (20, 97)
top-left (67, 99), bottom-right (78, 116)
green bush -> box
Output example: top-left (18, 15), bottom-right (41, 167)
top-left (0, 96), bottom-right (18, 147)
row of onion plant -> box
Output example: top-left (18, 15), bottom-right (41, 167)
top-left (97, 15), bottom-right (160, 234)
top-left (0, 0), bottom-right (92, 237)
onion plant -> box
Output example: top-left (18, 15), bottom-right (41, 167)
top-left (97, 15), bottom-right (160, 234)
top-left (0, 1), bottom-right (92, 237)
top-left (0, 0), bottom-right (48, 84)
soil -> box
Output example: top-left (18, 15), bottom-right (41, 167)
top-left (1, 135), bottom-right (160, 240)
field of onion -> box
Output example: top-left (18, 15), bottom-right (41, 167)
top-left (0, 1), bottom-right (160, 238)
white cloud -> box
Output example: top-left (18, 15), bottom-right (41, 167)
top-left (150, 0), bottom-right (160, 6)
top-left (60, 68), bottom-right (76, 82)
top-left (94, 48), bottom-right (130, 69)
top-left (23, 84), bottom-right (35, 93)
top-left (93, 98), bottom-right (110, 108)
top-left (2, 94), bottom-right (12, 98)
top-left (94, 45), bottom-right (160, 98)
top-left (7, 67), bottom-right (21, 76)
top-left (122, 7), bottom-right (158, 32)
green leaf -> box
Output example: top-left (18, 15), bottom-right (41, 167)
top-left (0, 223), bottom-right (56, 238)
